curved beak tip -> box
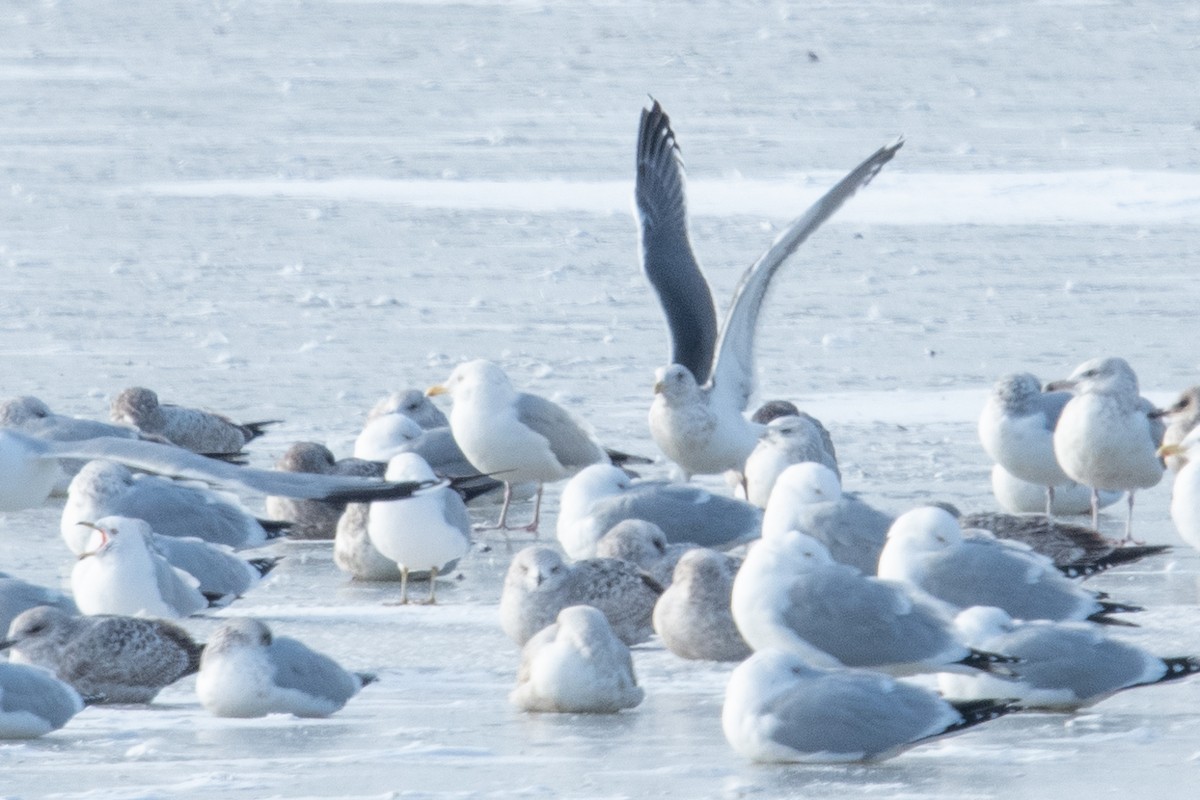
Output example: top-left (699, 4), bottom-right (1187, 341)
top-left (425, 384), bottom-right (447, 397)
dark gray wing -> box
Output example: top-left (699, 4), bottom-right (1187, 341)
top-left (513, 394), bottom-right (605, 471)
top-left (636, 99), bottom-right (718, 384)
top-left (0, 663), bottom-right (82, 727)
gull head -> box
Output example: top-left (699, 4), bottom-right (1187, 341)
top-left (990, 372), bottom-right (1045, 411)
top-left (383, 452), bottom-right (438, 484)
top-left (277, 442), bottom-right (338, 474)
top-left (751, 400), bottom-right (802, 425)
top-left (77, 516), bottom-right (155, 558)
top-left (0, 605), bottom-right (78, 652)
top-left (757, 529), bottom-right (834, 573)
top-left (672, 548), bottom-right (733, 587)
top-left (653, 364), bottom-right (701, 402)
top-left (1054, 356), bottom-right (1140, 397)
top-left (506, 546), bottom-right (570, 593)
top-left (205, 617), bottom-right (273, 656)
top-left (0, 395), bottom-right (52, 426)
top-left (952, 606), bottom-right (1015, 646)
top-left (369, 389), bottom-right (448, 429)
top-left (596, 519), bottom-right (669, 564)
top-left (1153, 386), bottom-right (1200, 425)
top-left (885, 506), bottom-right (964, 551)
top-left (112, 386), bottom-right (161, 424)
top-left (770, 462), bottom-right (842, 507)
top-left (428, 359), bottom-right (512, 401)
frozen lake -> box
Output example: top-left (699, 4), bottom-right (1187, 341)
top-left (3, 0), bottom-right (1200, 796)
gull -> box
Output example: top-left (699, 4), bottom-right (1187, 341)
top-left (730, 531), bottom-right (1019, 676)
top-left (989, 464), bottom-right (1123, 517)
top-left (635, 99), bottom-right (900, 478)
top-left (71, 518), bottom-right (211, 618)
top-left (556, 464), bottom-right (761, 560)
top-left (940, 606), bottom-right (1200, 710)
top-left (978, 373), bottom-right (1073, 517)
top-left (110, 386), bottom-right (280, 453)
top-left (0, 427), bottom-right (446, 513)
top-left (760, 462), bottom-right (892, 574)
top-left (366, 389), bottom-right (450, 430)
top-left (742, 413), bottom-right (840, 507)
top-left (1, 605), bottom-right (203, 703)
top-left (334, 502), bottom-right (404, 581)
top-left (0, 571), bottom-right (78, 636)
top-left (594, 519), bottom-right (697, 586)
top-left (722, 649), bottom-right (1019, 764)
top-left (1159, 427), bottom-right (1200, 552)
top-left (150, 533), bottom-right (280, 600)
top-left (877, 507), bottom-right (1141, 624)
top-left (499, 546), bottom-right (662, 646)
top-left (196, 617), bottom-right (375, 718)
top-left (427, 359), bottom-right (607, 533)
top-left (1050, 356), bottom-right (1165, 538)
top-left (510, 605), bottom-right (644, 714)
top-left (364, 453), bottom-right (471, 604)
top-left (653, 548), bottom-right (751, 662)
top-left (266, 442), bottom-right (385, 540)
top-left (1153, 385), bottom-right (1200, 471)
top-left (353, 409), bottom-right (424, 461)
top-left (0, 662), bottom-right (89, 739)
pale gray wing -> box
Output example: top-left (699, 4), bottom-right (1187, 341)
top-left (591, 481), bottom-right (761, 550)
top-left (1034, 390), bottom-right (1072, 431)
top-left (269, 636), bottom-right (360, 703)
top-left (16, 415), bottom-right (141, 442)
top-left (708, 140), bottom-right (903, 414)
top-left (999, 622), bottom-right (1154, 698)
top-left (1141, 397), bottom-right (1166, 447)
top-left (768, 671), bottom-right (952, 758)
top-left (115, 476), bottom-right (263, 550)
top-left (636, 99), bottom-right (718, 384)
top-left (0, 576), bottom-right (78, 635)
top-left (39, 435), bottom-right (440, 501)
top-left (513, 394), bottom-right (605, 471)
top-left (151, 535), bottom-right (256, 596)
top-left (152, 555), bottom-right (208, 616)
top-left (802, 496), bottom-right (892, 574)
top-left (0, 663), bottom-right (81, 727)
top-left (439, 491), bottom-right (473, 541)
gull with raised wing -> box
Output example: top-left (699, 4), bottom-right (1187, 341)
top-left (635, 99), bottom-right (900, 478)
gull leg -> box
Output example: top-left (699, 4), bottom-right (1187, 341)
top-left (1091, 488), bottom-right (1100, 531)
top-left (421, 566), bottom-right (439, 605)
top-left (519, 484), bottom-right (545, 535)
top-left (385, 566), bottom-right (410, 606)
top-left (1122, 491), bottom-right (1143, 545)
top-left (1045, 485), bottom-right (1055, 521)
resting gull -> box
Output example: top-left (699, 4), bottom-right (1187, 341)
top-left (742, 413), bottom-right (840, 506)
top-left (0, 572), bottom-right (78, 636)
top-left (266, 442), bottom-right (386, 540)
top-left (653, 548), bottom-right (750, 662)
top-left (110, 386), bottom-right (279, 453)
top-left (635, 99), bottom-right (900, 478)
top-left (0, 662), bottom-right (88, 738)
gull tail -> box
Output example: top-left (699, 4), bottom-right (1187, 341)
top-left (248, 556), bottom-right (283, 579)
top-left (240, 420), bottom-right (283, 442)
top-left (1058, 544), bottom-right (1171, 579)
top-left (1149, 656), bottom-right (1200, 686)
top-left (937, 699), bottom-right (1022, 737)
top-left (957, 648), bottom-right (1022, 677)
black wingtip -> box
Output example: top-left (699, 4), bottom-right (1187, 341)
top-left (1155, 656), bottom-right (1200, 684)
top-left (248, 557), bottom-right (283, 578)
top-left (1059, 545), bottom-right (1171, 579)
top-left (357, 672), bottom-right (379, 687)
top-left (242, 420), bottom-right (283, 441)
top-left (959, 648), bottom-right (1023, 676)
top-left (942, 698), bottom-right (1022, 735)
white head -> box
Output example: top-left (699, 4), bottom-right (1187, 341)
top-left (885, 506), bottom-right (963, 551)
top-left (772, 462), bottom-right (842, 506)
top-left (1059, 356), bottom-right (1140, 397)
top-left (952, 606), bottom-right (1015, 646)
top-left (79, 515), bottom-right (156, 558)
top-left (653, 364), bottom-right (701, 404)
top-left (428, 359), bottom-right (513, 402)
top-left (384, 452), bottom-right (438, 483)
top-left (595, 519), bottom-right (669, 566)
top-left (554, 604), bottom-right (615, 648)
top-left (556, 464), bottom-right (633, 546)
top-left (504, 546), bottom-right (571, 594)
top-left (0, 395), bottom-right (52, 425)
top-left (749, 529), bottom-right (834, 576)
top-left (369, 389), bottom-right (448, 429)
top-left (353, 413), bottom-right (423, 461)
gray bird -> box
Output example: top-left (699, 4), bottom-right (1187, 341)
top-left (653, 549), bottom-right (750, 662)
top-left (594, 519), bottom-right (696, 587)
top-left (0, 661), bottom-right (88, 738)
top-left (0, 571), bottom-right (79, 636)
top-left (266, 442), bottom-right (385, 540)
top-left (743, 413), bottom-right (840, 507)
top-left (110, 386), bottom-right (279, 453)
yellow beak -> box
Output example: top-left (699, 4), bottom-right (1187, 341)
top-left (426, 384), bottom-right (448, 397)
top-left (1158, 443), bottom-right (1183, 458)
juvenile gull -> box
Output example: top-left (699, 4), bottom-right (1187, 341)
top-left (1154, 385), bottom-right (1200, 471)
top-left (266, 442), bottom-right (385, 540)
top-left (722, 649), bottom-right (1018, 764)
top-left (877, 507), bottom-right (1141, 624)
top-left (510, 605), bottom-right (644, 714)
top-left (636, 99), bottom-right (900, 478)
top-left (730, 531), bottom-right (1018, 676)
top-left (334, 502), bottom-right (404, 581)
top-left (760, 462), bottom-right (892, 574)
top-left (71, 517), bottom-right (211, 618)
top-left (0, 662), bottom-right (87, 738)
top-left (939, 606), bottom-right (1200, 710)
top-left (742, 413), bottom-right (840, 507)
top-left (1, 606), bottom-right (202, 704)
top-left (111, 386), bottom-right (279, 453)
top-left (1159, 427), bottom-right (1200, 552)
top-left (0, 428), bottom-right (445, 513)
top-left (594, 519), bottom-right (696, 586)
top-left (197, 617), bottom-right (375, 718)
top-left (1051, 356), bottom-right (1165, 537)
top-left (989, 464), bottom-right (1123, 517)
top-left (428, 359), bottom-right (607, 533)
top-left (0, 571), bottom-right (78, 636)
top-left (365, 453), bottom-right (471, 604)
top-left (653, 549), bottom-right (750, 662)
top-left (499, 546), bottom-right (662, 646)
top-left (556, 464), bottom-right (760, 560)
top-left (978, 372), bottom-right (1073, 516)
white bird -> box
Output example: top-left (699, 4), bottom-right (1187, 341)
top-left (1050, 356), bottom-right (1165, 538)
top-left (760, 462), bottom-right (892, 574)
top-left (556, 463), bottom-right (760, 560)
top-left (653, 548), bottom-right (750, 662)
top-left (427, 359), bottom-right (607, 534)
top-left (0, 427), bottom-right (443, 513)
top-left (876, 507), bottom-right (1141, 624)
top-left (196, 617), bottom-right (375, 718)
top-left (0, 662), bottom-right (88, 739)
top-left (510, 605), bottom-right (644, 714)
top-left (1160, 427), bottom-right (1200, 552)
top-left (499, 546), bottom-right (661, 646)
top-left (730, 530), bottom-right (1018, 676)
top-left (635, 99), bottom-right (900, 478)
top-left (110, 386), bottom-right (279, 453)
top-left (1, 606), bottom-right (203, 704)
top-left (265, 441), bottom-right (385, 540)
top-left (742, 413), bottom-right (840, 507)
top-left (150, 534), bottom-right (279, 600)
top-left (352, 410), bottom-right (424, 462)
top-left (940, 606), bottom-right (1200, 711)
top-left (71, 517), bottom-right (210, 619)
top-left (978, 372), bottom-right (1073, 517)
top-left (365, 453), bottom-right (471, 604)
top-left (722, 649), bottom-right (1018, 764)
top-left (1154, 385), bottom-right (1200, 471)
top-left (989, 463), bottom-right (1123, 517)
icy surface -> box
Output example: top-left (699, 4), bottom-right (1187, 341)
top-left (3, 0), bottom-right (1200, 797)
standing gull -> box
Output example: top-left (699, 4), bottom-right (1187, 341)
top-left (499, 547), bottom-right (661, 646)
top-left (428, 359), bottom-right (607, 534)
top-left (877, 506), bottom-right (1141, 624)
top-left (197, 617), bottom-right (375, 718)
top-left (1, 606), bottom-right (203, 704)
top-left (722, 649), bottom-right (1018, 764)
top-left (742, 413), bottom-right (840, 507)
top-left (1050, 357), bottom-right (1165, 538)
top-left (111, 386), bottom-right (279, 453)
top-left (989, 464), bottom-right (1123, 517)
top-left (265, 442), bottom-right (385, 540)
top-left (556, 463), bottom-right (760, 560)
top-left (1159, 427), bottom-right (1200, 552)
top-left (653, 548), bottom-right (750, 662)
top-left (510, 605), bottom-right (644, 714)
top-left (0, 662), bottom-right (88, 739)
top-left (978, 372), bottom-right (1073, 517)
top-left (636, 99), bottom-right (900, 478)
top-left (730, 531), bottom-right (1018, 676)
top-left (940, 606), bottom-right (1200, 710)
